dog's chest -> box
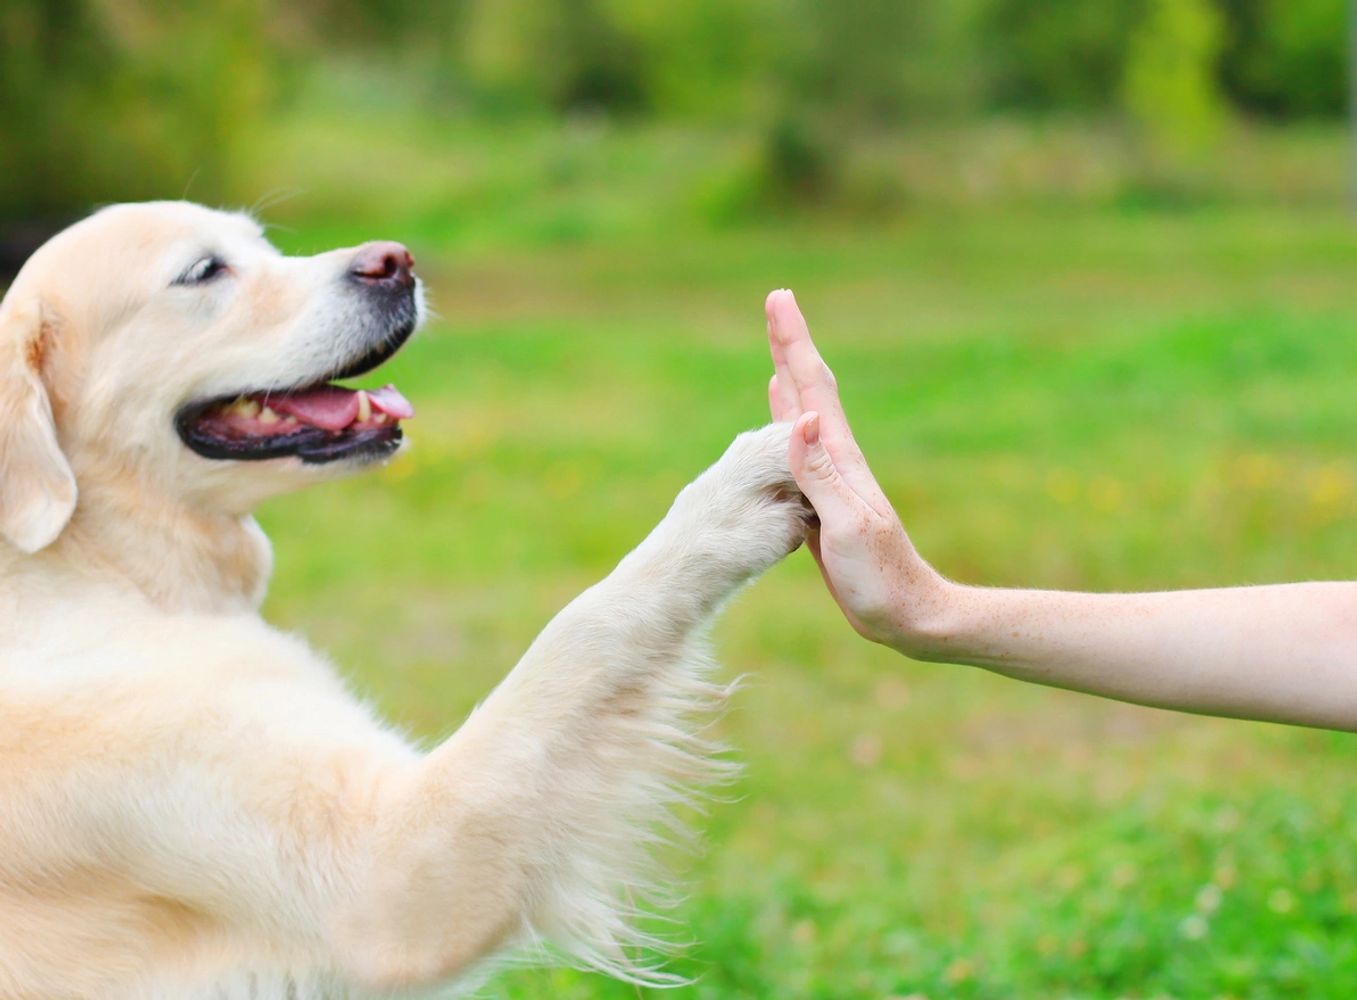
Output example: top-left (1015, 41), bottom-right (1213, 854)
top-left (161, 971), bottom-right (349, 1000)
top-left (168, 968), bottom-right (480, 1000)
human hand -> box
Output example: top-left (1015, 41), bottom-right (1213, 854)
top-left (764, 289), bottom-right (951, 654)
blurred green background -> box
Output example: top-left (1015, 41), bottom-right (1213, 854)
top-left (6, 2), bottom-right (1357, 997)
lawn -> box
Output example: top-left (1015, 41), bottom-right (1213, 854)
top-left (250, 129), bottom-right (1357, 997)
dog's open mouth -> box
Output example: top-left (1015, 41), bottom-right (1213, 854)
top-left (177, 266), bottom-right (422, 464)
top-left (177, 383), bottom-right (415, 464)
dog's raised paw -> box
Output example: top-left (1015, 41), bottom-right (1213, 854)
top-left (680, 422), bottom-right (814, 574)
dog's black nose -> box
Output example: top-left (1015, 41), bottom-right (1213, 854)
top-left (349, 241), bottom-right (415, 289)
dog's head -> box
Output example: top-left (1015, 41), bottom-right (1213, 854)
top-left (0, 201), bottom-right (424, 553)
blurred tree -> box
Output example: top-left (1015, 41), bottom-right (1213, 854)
top-left (768, 0), bottom-right (987, 123)
top-left (1217, 0), bottom-right (1345, 117)
top-left (982, 0), bottom-right (1147, 111)
top-left (0, 0), bottom-right (105, 218)
top-left (0, 0), bottom-right (273, 224)
top-left (1122, 0), bottom-right (1228, 155)
top-left (609, 0), bottom-right (772, 120)
top-left (0, 0), bottom-right (1350, 234)
top-left (462, 0), bottom-right (647, 113)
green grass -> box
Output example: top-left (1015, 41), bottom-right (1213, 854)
top-left (248, 123), bottom-right (1357, 998)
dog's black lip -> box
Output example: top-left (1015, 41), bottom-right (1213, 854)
top-left (177, 420), bottom-right (403, 464)
top-left (174, 312), bottom-right (417, 464)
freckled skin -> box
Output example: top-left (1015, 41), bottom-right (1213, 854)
top-left (764, 288), bottom-right (1357, 733)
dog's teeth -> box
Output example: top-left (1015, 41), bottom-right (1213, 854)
top-left (234, 399), bottom-right (260, 419)
top-left (356, 390), bottom-right (371, 423)
top-left (374, 413), bottom-right (387, 425)
top-left (284, 415), bottom-right (298, 425)
top-left (259, 406), bottom-right (280, 425)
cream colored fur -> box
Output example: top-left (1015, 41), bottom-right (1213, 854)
top-left (0, 202), bottom-right (809, 998)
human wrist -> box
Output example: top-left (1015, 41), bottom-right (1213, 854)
top-left (881, 568), bottom-right (975, 662)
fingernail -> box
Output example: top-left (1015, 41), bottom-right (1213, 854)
top-left (804, 411), bottom-right (820, 447)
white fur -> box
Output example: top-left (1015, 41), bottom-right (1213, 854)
top-left (0, 203), bottom-right (809, 998)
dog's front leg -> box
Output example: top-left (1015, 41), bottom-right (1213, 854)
top-left (337, 423), bottom-right (810, 993)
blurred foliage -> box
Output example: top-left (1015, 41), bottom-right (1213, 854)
top-left (0, 0), bottom-right (274, 218)
top-left (1122, 0), bottom-right (1228, 156)
top-left (0, 0), bottom-right (1353, 225)
top-left (1220, 0), bottom-right (1348, 117)
top-left (984, 0), bottom-right (1147, 111)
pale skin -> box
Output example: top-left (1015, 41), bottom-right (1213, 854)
top-left (765, 288), bottom-right (1357, 732)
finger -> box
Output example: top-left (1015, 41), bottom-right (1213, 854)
top-left (768, 362), bottom-right (800, 420)
top-left (769, 289), bottom-right (885, 502)
top-left (766, 291), bottom-right (801, 419)
top-left (768, 374), bottom-right (797, 423)
top-left (768, 289), bottom-right (848, 434)
top-left (788, 411), bottom-right (864, 520)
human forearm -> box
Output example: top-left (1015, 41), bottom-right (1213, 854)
top-left (901, 580), bottom-right (1357, 730)
top-left (764, 288), bottom-right (1357, 732)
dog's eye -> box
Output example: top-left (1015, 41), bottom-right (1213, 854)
top-left (175, 256), bottom-right (229, 287)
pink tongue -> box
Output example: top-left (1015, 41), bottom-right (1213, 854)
top-left (367, 385), bottom-right (415, 419)
top-left (268, 384), bottom-right (414, 431)
top-left (269, 386), bottom-right (358, 431)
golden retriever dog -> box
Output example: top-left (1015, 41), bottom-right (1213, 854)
top-left (0, 202), bottom-right (811, 998)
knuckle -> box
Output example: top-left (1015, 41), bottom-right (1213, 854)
top-left (804, 449), bottom-right (835, 481)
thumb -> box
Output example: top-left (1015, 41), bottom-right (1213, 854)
top-left (789, 411), bottom-right (859, 519)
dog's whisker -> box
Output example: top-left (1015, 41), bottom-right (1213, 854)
top-left (249, 187), bottom-right (306, 218)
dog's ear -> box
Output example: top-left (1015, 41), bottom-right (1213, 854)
top-left (0, 298), bottom-right (76, 553)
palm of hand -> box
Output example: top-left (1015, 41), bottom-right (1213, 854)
top-left (763, 289), bottom-right (940, 652)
